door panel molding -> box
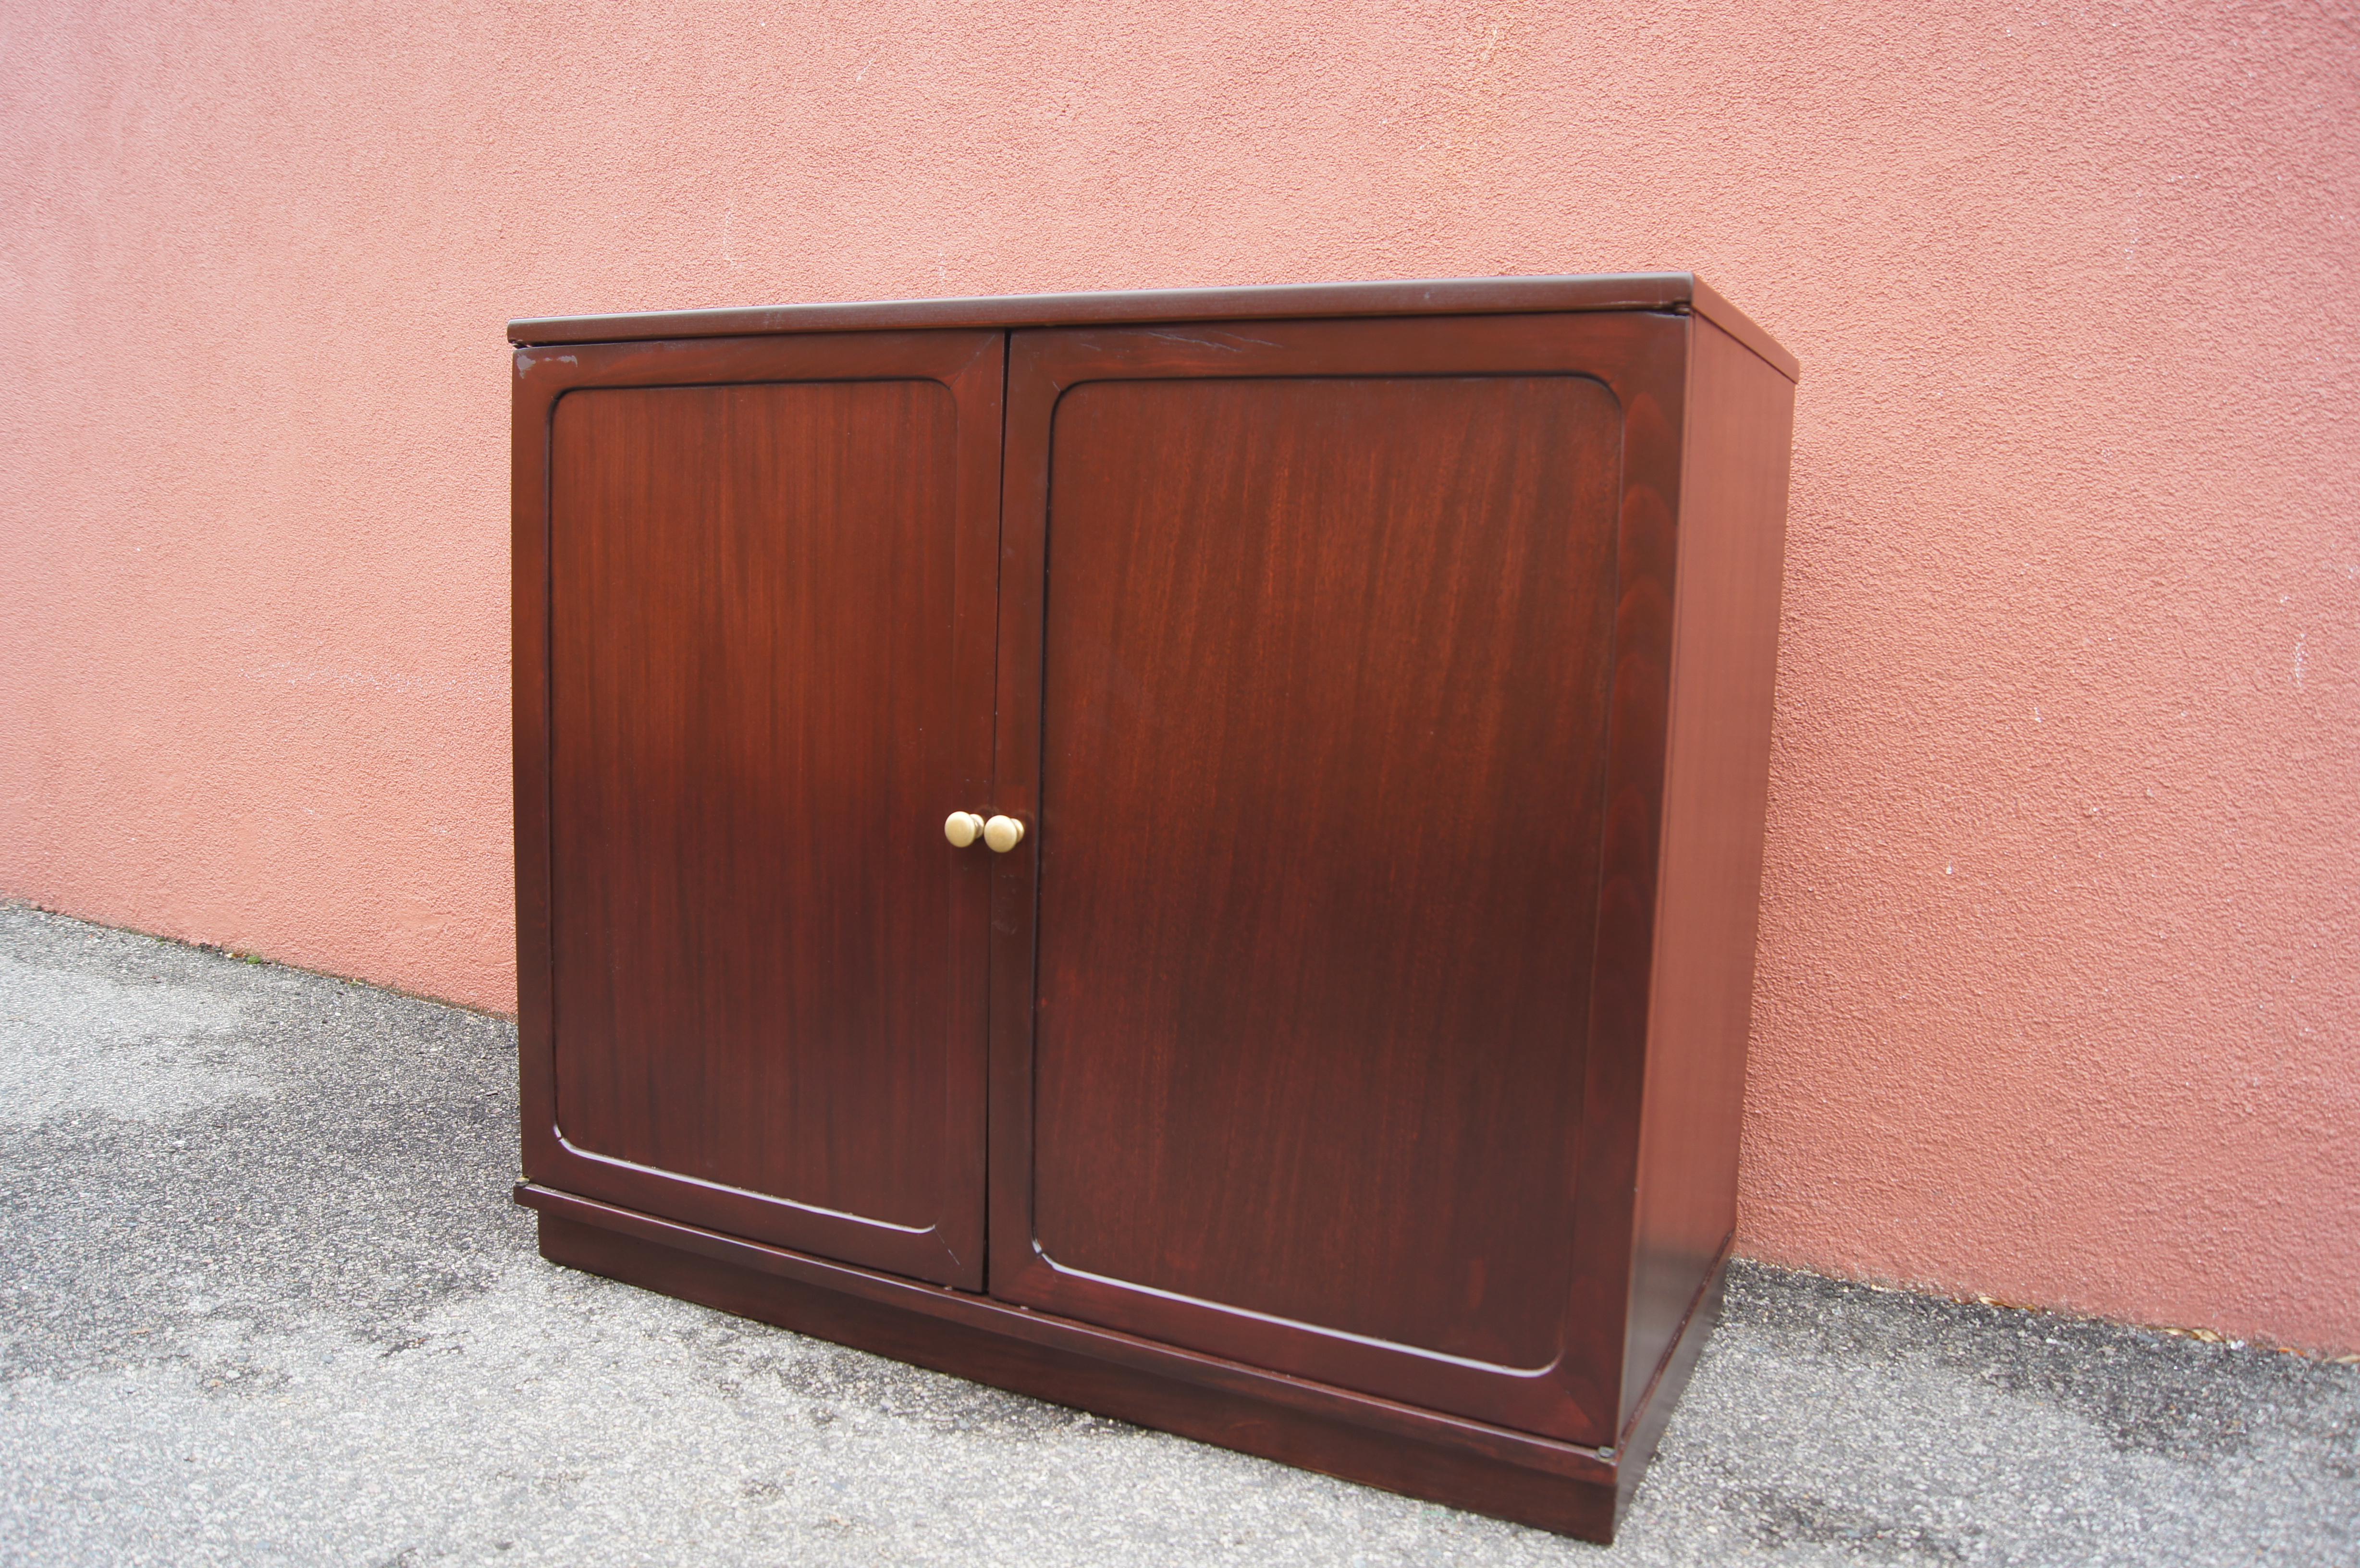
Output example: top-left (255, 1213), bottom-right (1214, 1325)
top-left (515, 331), bottom-right (1002, 1288)
top-left (986, 313), bottom-right (1690, 1442)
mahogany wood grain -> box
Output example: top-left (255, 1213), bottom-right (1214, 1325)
top-left (1619, 317), bottom-right (1795, 1428)
top-left (515, 330), bottom-right (1002, 1287)
top-left (990, 313), bottom-right (1692, 1444)
top-left (1036, 376), bottom-right (1615, 1361)
top-left (507, 273), bottom-right (1801, 384)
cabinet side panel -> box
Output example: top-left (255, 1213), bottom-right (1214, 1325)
top-left (1621, 318), bottom-right (1794, 1431)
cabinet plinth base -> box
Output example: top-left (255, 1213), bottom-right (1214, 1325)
top-left (522, 1185), bottom-right (1727, 1544)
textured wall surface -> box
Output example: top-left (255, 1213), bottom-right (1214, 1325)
top-left (3, 0), bottom-right (2354, 1350)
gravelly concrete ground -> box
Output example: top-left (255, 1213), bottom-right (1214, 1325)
top-left (0, 901), bottom-right (2352, 1567)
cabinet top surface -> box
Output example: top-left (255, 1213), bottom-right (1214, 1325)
top-left (507, 273), bottom-right (1796, 380)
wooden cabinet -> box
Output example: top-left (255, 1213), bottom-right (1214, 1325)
top-left (511, 275), bottom-right (1796, 1544)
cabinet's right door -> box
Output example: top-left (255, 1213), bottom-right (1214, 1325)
top-left (988, 312), bottom-right (1689, 1444)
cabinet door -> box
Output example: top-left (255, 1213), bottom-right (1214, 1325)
top-left (988, 314), bottom-right (1687, 1440)
top-left (516, 331), bottom-right (1001, 1288)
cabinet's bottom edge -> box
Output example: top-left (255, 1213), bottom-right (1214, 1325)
top-left (518, 1182), bottom-right (1724, 1545)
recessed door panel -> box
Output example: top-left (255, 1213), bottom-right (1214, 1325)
top-left (532, 332), bottom-right (1000, 1288)
top-left (989, 315), bottom-right (1682, 1440)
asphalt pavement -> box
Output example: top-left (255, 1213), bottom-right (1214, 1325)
top-left (0, 901), bottom-right (2351, 1566)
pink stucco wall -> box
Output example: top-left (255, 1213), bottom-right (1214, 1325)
top-left (3, 1), bottom-right (2354, 1352)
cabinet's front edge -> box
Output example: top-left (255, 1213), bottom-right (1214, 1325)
top-left (516, 1183), bottom-right (1619, 1498)
top-left (510, 347), bottom-right (560, 1187)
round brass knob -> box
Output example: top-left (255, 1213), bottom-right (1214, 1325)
top-left (983, 814), bottom-right (1025, 854)
top-left (944, 811), bottom-right (985, 848)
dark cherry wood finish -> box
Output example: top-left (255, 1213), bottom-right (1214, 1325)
top-left (988, 314), bottom-right (1685, 1444)
top-left (512, 277), bottom-right (1796, 1544)
top-left (516, 331), bottom-right (1003, 1287)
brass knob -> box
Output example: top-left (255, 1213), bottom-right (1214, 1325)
top-left (944, 811), bottom-right (986, 848)
top-left (983, 815), bottom-right (1025, 854)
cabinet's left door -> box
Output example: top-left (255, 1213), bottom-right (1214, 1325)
top-left (514, 331), bottom-right (1004, 1288)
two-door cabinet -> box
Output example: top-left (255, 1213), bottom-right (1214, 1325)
top-left (509, 274), bottom-right (1796, 1543)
